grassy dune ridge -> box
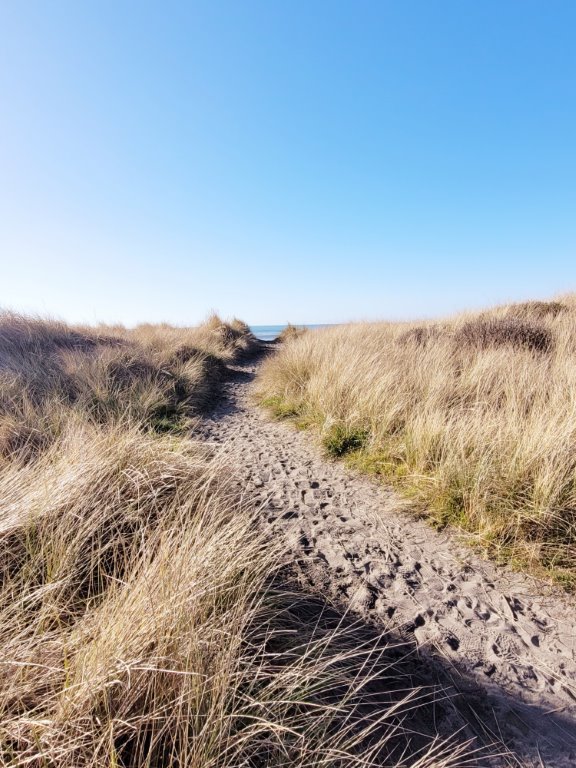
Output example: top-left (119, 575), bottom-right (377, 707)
top-left (0, 311), bottom-right (257, 453)
top-left (0, 311), bottom-right (457, 766)
top-left (257, 297), bottom-right (576, 585)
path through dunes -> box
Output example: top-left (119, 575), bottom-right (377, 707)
top-left (198, 354), bottom-right (576, 767)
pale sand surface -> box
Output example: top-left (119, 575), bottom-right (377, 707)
top-left (198, 355), bottom-right (576, 767)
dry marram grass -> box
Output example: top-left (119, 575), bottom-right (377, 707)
top-left (257, 296), bottom-right (576, 585)
top-left (0, 311), bottom-right (460, 767)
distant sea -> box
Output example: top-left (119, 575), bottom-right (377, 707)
top-left (250, 325), bottom-right (328, 341)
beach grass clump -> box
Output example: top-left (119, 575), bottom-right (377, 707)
top-left (256, 296), bottom-right (576, 584)
top-left (277, 322), bottom-right (307, 343)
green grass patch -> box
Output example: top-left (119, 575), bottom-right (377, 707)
top-left (149, 414), bottom-right (188, 434)
top-left (260, 396), bottom-right (300, 419)
top-left (346, 449), bottom-right (408, 478)
top-left (322, 424), bottom-right (368, 457)
top-left (549, 570), bottom-right (576, 592)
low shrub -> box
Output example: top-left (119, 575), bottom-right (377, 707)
top-left (453, 316), bottom-right (553, 353)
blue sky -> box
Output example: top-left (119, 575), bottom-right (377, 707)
top-left (1, 1), bottom-right (575, 325)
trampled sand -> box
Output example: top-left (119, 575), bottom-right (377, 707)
top-left (198, 354), bottom-right (576, 767)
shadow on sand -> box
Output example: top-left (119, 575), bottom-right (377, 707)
top-left (271, 575), bottom-right (576, 767)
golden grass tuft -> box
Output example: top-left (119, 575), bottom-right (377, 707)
top-left (256, 296), bottom-right (576, 585)
top-left (276, 323), bottom-right (307, 343)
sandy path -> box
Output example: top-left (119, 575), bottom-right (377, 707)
top-left (199, 356), bottom-right (576, 767)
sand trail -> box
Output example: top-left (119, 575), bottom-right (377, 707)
top-left (198, 356), bottom-right (576, 767)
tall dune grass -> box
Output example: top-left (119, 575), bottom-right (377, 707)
top-left (0, 311), bottom-right (258, 457)
top-left (0, 311), bottom-right (460, 766)
top-left (257, 297), bottom-right (576, 585)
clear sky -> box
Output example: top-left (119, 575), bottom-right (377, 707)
top-left (1, 1), bottom-right (575, 325)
